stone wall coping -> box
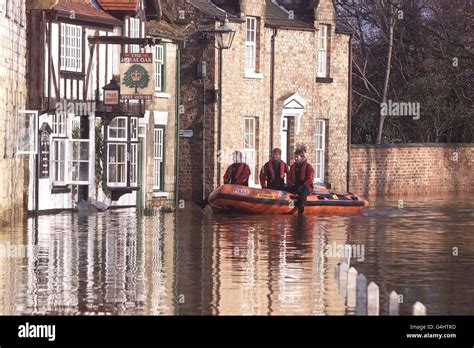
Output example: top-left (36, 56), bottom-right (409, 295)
top-left (352, 143), bottom-right (474, 149)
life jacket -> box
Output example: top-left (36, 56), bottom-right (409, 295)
top-left (267, 160), bottom-right (286, 180)
top-left (288, 160), bottom-right (314, 192)
top-left (290, 160), bottom-right (308, 183)
top-left (224, 162), bottom-right (250, 185)
top-left (232, 163), bottom-right (246, 183)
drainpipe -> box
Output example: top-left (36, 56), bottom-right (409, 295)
top-left (217, 48), bottom-right (223, 186)
top-left (47, 12), bottom-right (52, 115)
top-left (175, 42), bottom-right (182, 206)
top-left (270, 28), bottom-right (277, 155)
top-left (34, 141), bottom-right (39, 214)
top-left (202, 60), bottom-right (206, 200)
top-left (346, 34), bottom-right (353, 193)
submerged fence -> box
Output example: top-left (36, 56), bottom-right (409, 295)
top-left (335, 244), bottom-right (426, 315)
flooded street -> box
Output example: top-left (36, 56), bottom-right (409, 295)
top-left (0, 195), bottom-right (473, 316)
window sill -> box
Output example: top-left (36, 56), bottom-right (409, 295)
top-left (60, 70), bottom-right (85, 77)
top-left (316, 77), bottom-right (333, 84)
top-left (152, 191), bottom-right (169, 198)
top-left (107, 185), bottom-right (139, 190)
top-left (107, 138), bottom-right (127, 142)
top-left (154, 92), bottom-right (171, 99)
top-left (244, 71), bottom-right (263, 80)
top-left (107, 184), bottom-right (128, 189)
top-left (51, 185), bottom-right (71, 194)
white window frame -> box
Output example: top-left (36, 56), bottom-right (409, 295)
top-left (317, 25), bottom-right (328, 78)
top-left (51, 138), bottom-right (91, 185)
top-left (107, 143), bottom-right (127, 187)
top-left (68, 139), bottom-right (90, 185)
top-left (60, 23), bottom-right (82, 72)
top-left (51, 138), bottom-right (67, 185)
top-left (153, 127), bottom-right (164, 190)
top-left (130, 143), bottom-right (138, 187)
top-left (245, 17), bottom-right (257, 73)
top-left (108, 117), bottom-right (127, 141)
top-left (130, 117), bottom-right (138, 141)
top-left (243, 117), bottom-right (256, 186)
top-left (315, 120), bottom-right (326, 183)
top-left (154, 45), bottom-right (164, 92)
top-left (17, 110), bottom-right (38, 154)
top-left (52, 112), bottom-right (67, 137)
top-left (129, 17), bottom-right (140, 53)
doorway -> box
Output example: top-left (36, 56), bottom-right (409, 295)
top-left (281, 116), bottom-right (295, 165)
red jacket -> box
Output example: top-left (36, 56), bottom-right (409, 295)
top-left (259, 160), bottom-right (289, 188)
top-left (288, 160), bottom-right (315, 192)
top-left (223, 163), bottom-right (251, 186)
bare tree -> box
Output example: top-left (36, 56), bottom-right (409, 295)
top-left (337, 0), bottom-right (473, 144)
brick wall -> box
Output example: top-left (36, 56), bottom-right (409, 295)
top-left (145, 42), bottom-right (178, 205)
top-left (171, 2), bottom-right (219, 201)
top-left (350, 144), bottom-right (474, 196)
top-left (0, 1), bottom-right (28, 226)
top-left (271, 25), bottom-right (350, 192)
top-left (174, 0), bottom-right (351, 200)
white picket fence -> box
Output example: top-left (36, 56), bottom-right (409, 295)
top-left (335, 244), bottom-right (426, 315)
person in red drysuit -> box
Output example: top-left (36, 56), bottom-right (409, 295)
top-left (259, 148), bottom-right (289, 190)
top-left (287, 146), bottom-right (315, 215)
top-left (223, 151), bottom-right (251, 186)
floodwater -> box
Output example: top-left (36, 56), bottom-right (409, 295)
top-left (0, 195), bottom-right (473, 315)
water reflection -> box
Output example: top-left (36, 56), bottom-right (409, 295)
top-left (0, 194), bottom-right (472, 315)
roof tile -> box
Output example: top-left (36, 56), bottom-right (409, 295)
top-left (95, 0), bottom-right (139, 11)
top-left (187, 0), bottom-right (243, 22)
top-left (54, 0), bottom-right (121, 23)
top-left (265, 0), bottom-right (315, 30)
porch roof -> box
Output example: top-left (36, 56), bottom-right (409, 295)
top-left (147, 11), bottom-right (186, 39)
top-left (95, 0), bottom-right (139, 12)
top-left (95, 0), bottom-right (161, 19)
top-left (53, 0), bottom-right (121, 24)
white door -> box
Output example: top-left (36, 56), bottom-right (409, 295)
top-left (281, 117), bottom-right (288, 164)
top-left (244, 117), bottom-right (256, 186)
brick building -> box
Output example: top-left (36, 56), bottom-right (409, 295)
top-left (0, 0), bottom-right (29, 225)
top-left (162, 0), bottom-right (352, 201)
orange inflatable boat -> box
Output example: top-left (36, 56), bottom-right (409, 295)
top-left (208, 184), bottom-right (369, 215)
